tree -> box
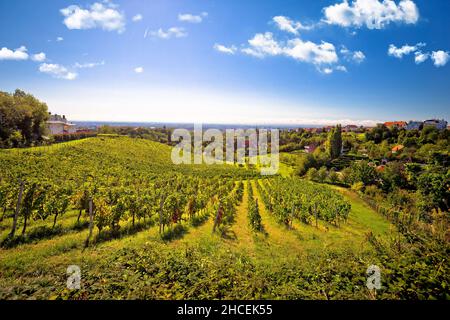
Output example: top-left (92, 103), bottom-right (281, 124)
top-left (417, 171), bottom-right (449, 212)
top-left (0, 89), bottom-right (49, 148)
top-left (381, 161), bottom-right (408, 191)
top-left (328, 125), bottom-right (342, 159)
top-left (349, 160), bottom-right (378, 186)
top-left (295, 153), bottom-right (317, 176)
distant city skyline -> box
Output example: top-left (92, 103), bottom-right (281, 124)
top-left (1, 0), bottom-right (449, 125)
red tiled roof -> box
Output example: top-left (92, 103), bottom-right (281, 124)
top-left (392, 145), bottom-right (404, 152)
top-left (384, 121), bottom-right (407, 127)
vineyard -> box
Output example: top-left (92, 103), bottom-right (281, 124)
top-left (0, 136), bottom-right (447, 299)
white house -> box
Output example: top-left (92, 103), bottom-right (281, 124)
top-left (423, 119), bottom-right (447, 130)
top-left (46, 113), bottom-right (77, 135)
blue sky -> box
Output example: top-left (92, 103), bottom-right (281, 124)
top-left (0, 0), bottom-right (449, 125)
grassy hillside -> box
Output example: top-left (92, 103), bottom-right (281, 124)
top-left (0, 136), bottom-right (258, 180)
top-left (2, 136), bottom-right (443, 300)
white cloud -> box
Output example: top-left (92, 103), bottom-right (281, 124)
top-left (388, 43), bottom-right (425, 58)
top-left (39, 63), bottom-right (78, 80)
top-left (149, 27), bottom-right (187, 39)
top-left (352, 51), bottom-right (366, 63)
top-left (214, 44), bottom-right (237, 55)
top-left (74, 61), bottom-right (105, 68)
top-left (178, 12), bottom-right (207, 23)
top-left (241, 32), bottom-right (338, 70)
top-left (132, 14), bottom-right (143, 22)
top-left (323, 0), bottom-right (419, 29)
top-left (0, 46), bottom-right (28, 60)
top-left (241, 32), bottom-right (283, 58)
top-left (31, 52), bottom-right (46, 62)
top-left (56, 37), bottom-right (64, 42)
top-left (341, 46), bottom-right (366, 63)
top-left (284, 39), bottom-right (339, 65)
top-left (414, 51), bottom-right (428, 64)
top-left (134, 67), bottom-right (144, 73)
top-left (321, 67), bottom-right (334, 74)
top-left (336, 65), bottom-right (348, 72)
top-left (431, 50), bottom-right (449, 67)
top-left (60, 1), bottom-right (126, 33)
top-left (272, 16), bottom-right (313, 35)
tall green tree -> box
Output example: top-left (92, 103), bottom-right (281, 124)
top-left (328, 125), bottom-right (342, 159)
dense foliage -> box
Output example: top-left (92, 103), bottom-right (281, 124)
top-left (0, 89), bottom-right (49, 148)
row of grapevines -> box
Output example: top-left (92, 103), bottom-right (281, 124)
top-left (213, 181), bottom-right (244, 235)
top-left (247, 181), bottom-right (262, 232)
top-left (260, 178), bottom-right (351, 227)
top-left (0, 173), bottom-right (238, 245)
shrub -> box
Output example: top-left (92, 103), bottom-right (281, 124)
top-left (306, 168), bottom-right (318, 181)
top-left (351, 182), bottom-right (364, 193)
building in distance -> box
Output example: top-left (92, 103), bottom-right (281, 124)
top-left (46, 113), bottom-right (77, 135)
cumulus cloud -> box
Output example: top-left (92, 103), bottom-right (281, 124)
top-left (414, 51), bottom-right (428, 64)
top-left (431, 50), bottom-right (449, 67)
top-left (148, 27), bottom-right (187, 39)
top-left (272, 16), bottom-right (313, 35)
top-left (215, 16), bottom-right (370, 73)
top-left (134, 67), bottom-right (144, 73)
top-left (341, 46), bottom-right (366, 63)
top-left (56, 37), bottom-right (64, 42)
top-left (60, 1), bottom-right (126, 33)
top-left (39, 63), bottom-right (78, 80)
top-left (0, 46), bottom-right (28, 60)
top-left (352, 51), bottom-right (366, 63)
top-left (387, 43), bottom-right (448, 67)
top-left (132, 14), bottom-right (143, 22)
top-left (323, 0), bottom-right (419, 29)
top-left (284, 39), bottom-right (338, 65)
top-left (178, 12), bottom-right (208, 23)
top-left (214, 44), bottom-right (237, 55)
top-left (74, 61), bottom-right (105, 68)
top-left (241, 32), bottom-right (283, 58)
top-left (240, 32), bottom-right (339, 71)
top-left (31, 52), bottom-right (46, 62)
top-left (388, 43), bottom-right (425, 58)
